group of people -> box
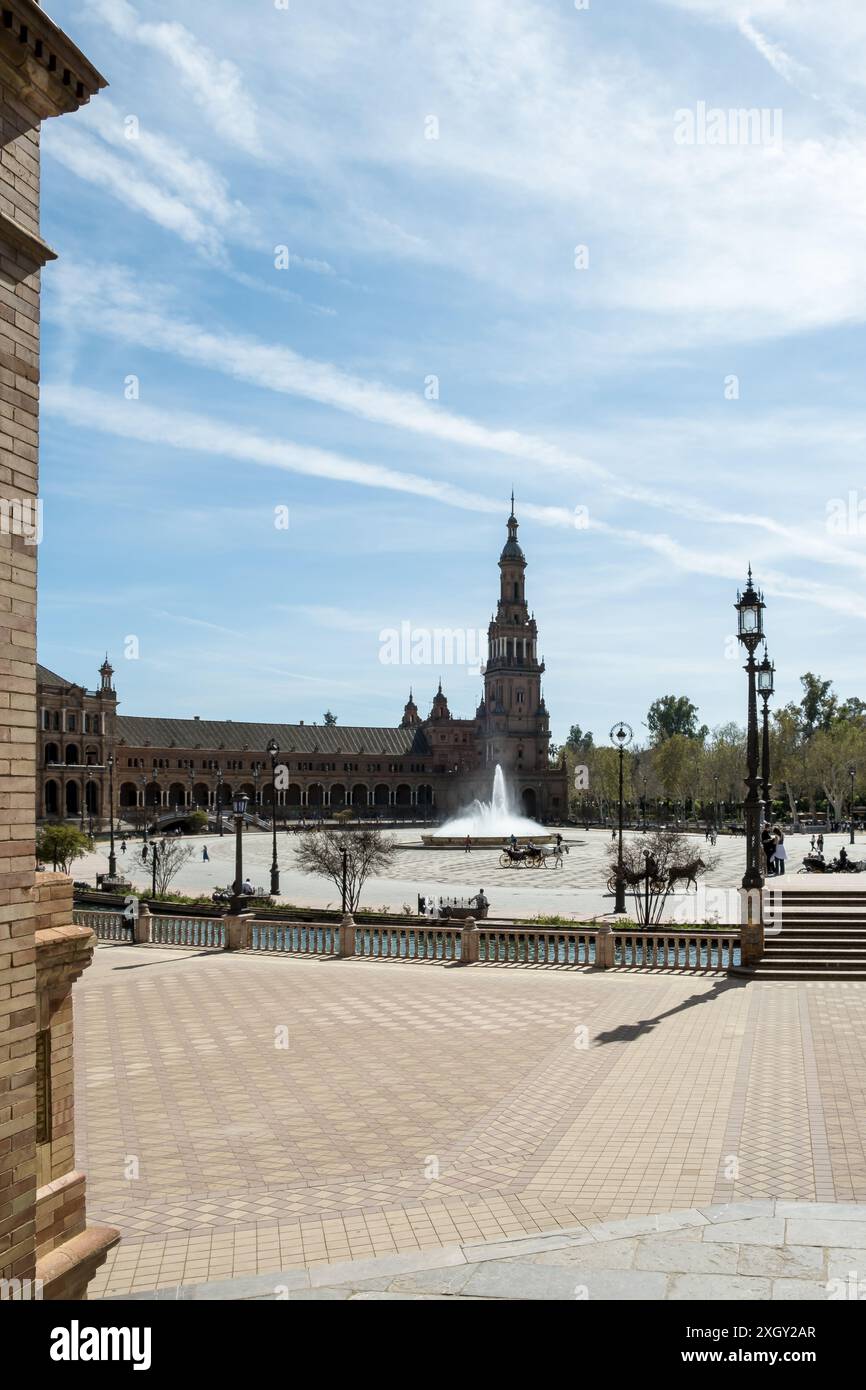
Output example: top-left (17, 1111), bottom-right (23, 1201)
top-left (761, 824), bottom-right (788, 875)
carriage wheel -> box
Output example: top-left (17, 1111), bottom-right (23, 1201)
top-left (498, 853), bottom-right (511, 868)
top-left (606, 874), bottom-right (618, 893)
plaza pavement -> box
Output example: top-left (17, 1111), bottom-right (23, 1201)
top-left (76, 826), bottom-right (864, 922)
top-left (76, 941), bottom-right (866, 1299)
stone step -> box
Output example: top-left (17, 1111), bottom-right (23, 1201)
top-left (734, 966), bottom-right (866, 980)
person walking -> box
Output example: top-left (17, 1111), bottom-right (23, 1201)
top-left (817, 832), bottom-right (824, 854)
top-left (761, 826), bottom-right (776, 876)
top-left (464, 835), bottom-right (472, 853)
top-left (772, 826), bottom-right (787, 876)
top-left (810, 834), bottom-right (816, 852)
top-left (120, 840), bottom-right (127, 854)
top-left (202, 845), bottom-right (209, 862)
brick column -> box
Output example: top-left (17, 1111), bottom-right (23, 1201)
top-left (0, 2), bottom-right (105, 1297)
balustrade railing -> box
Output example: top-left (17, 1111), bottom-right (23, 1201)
top-left (249, 922), bottom-right (338, 955)
top-left (355, 924), bottom-right (463, 962)
top-left (73, 909), bottom-right (132, 943)
top-left (613, 931), bottom-right (740, 970)
top-left (73, 905), bottom-right (742, 973)
top-left (477, 926), bottom-right (596, 967)
top-left (148, 916), bottom-right (226, 949)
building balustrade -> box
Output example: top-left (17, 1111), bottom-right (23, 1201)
top-left (72, 907), bottom-right (743, 973)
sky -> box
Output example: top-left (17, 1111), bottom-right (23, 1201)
top-left (38, 0), bottom-right (866, 746)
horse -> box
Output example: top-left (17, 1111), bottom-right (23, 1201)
top-left (543, 843), bottom-right (570, 868)
top-left (666, 857), bottom-right (706, 892)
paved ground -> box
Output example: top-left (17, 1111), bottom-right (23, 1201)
top-left (76, 942), bottom-right (866, 1298)
top-left (76, 826), bottom-right (864, 921)
top-left (109, 1200), bottom-right (866, 1301)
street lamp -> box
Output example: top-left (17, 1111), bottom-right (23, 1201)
top-left (849, 764), bottom-right (857, 845)
top-left (713, 774), bottom-right (720, 830)
top-left (150, 768), bottom-right (160, 830)
top-left (216, 766), bottom-right (224, 837)
top-left (151, 839), bottom-right (159, 899)
top-left (735, 568), bottom-right (766, 913)
top-left (757, 645), bottom-right (775, 826)
top-left (267, 739), bottom-right (280, 895)
top-left (253, 762), bottom-right (261, 807)
top-left (642, 777), bottom-right (648, 832)
top-left (610, 721), bottom-right (633, 914)
top-left (232, 791), bottom-right (249, 910)
top-left (139, 774), bottom-right (147, 838)
top-left (188, 766), bottom-right (195, 810)
top-left (107, 752), bottom-right (117, 878)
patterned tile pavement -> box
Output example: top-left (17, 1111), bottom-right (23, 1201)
top-left (75, 944), bottom-right (866, 1297)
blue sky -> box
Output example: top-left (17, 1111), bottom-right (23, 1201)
top-left (39, 0), bottom-right (866, 744)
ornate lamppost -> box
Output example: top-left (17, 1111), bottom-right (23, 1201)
top-left (735, 569), bottom-right (766, 917)
top-left (610, 721), bottom-right (633, 913)
top-left (216, 765), bottom-right (224, 837)
top-left (188, 766), bottom-right (195, 811)
top-left (231, 791), bottom-right (250, 911)
top-left (139, 774), bottom-right (147, 837)
top-left (267, 739), bottom-right (280, 895)
top-left (849, 763), bottom-right (857, 845)
top-left (107, 752), bottom-right (117, 878)
top-left (757, 646), bottom-right (774, 825)
top-left (151, 768), bottom-right (159, 830)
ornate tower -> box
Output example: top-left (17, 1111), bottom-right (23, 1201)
top-left (99, 655), bottom-right (115, 694)
top-left (481, 497), bottom-right (551, 776)
top-left (401, 689), bottom-right (419, 727)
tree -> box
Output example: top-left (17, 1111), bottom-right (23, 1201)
top-left (187, 810), bottom-right (208, 832)
top-left (565, 725), bottom-right (594, 755)
top-left (323, 711), bottom-right (337, 726)
top-left (771, 705), bottom-right (808, 828)
top-left (295, 827), bottom-right (397, 912)
top-left (799, 673), bottom-right (837, 737)
top-left (36, 825), bottom-right (90, 874)
top-left (807, 724), bottom-right (864, 826)
top-left (646, 695), bottom-right (707, 743)
top-left (152, 839), bottom-right (195, 896)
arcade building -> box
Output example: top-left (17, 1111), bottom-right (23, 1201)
top-left (37, 505), bottom-right (568, 826)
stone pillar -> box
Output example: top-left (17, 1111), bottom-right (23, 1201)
top-left (460, 915), bottom-right (478, 965)
top-left (594, 923), bottom-right (615, 969)
top-left (739, 887), bottom-right (764, 966)
top-left (339, 913), bottom-right (356, 957)
top-left (225, 914), bottom-right (251, 951)
top-left (133, 902), bottom-right (150, 945)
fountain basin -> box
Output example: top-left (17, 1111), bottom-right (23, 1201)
top-left (421, 834), bottom-right (548, 849)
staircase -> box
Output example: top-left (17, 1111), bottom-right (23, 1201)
top-left (735, 886), bottom-right (866, 980)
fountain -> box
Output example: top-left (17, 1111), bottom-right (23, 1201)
top-left (422, 765), bottom-right (542, 847)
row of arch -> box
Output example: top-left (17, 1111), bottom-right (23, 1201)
top-left (117, 782), bottom-right (436, 810)
top-left (44, 779), bottom-right (100, 816)
top-left (44, 744), bottom-right (101, 767)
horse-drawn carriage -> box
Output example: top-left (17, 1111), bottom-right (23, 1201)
top-left (499, 842), bottom-right (569, 869)
top-left (606, 854), bottom-right (706, 895)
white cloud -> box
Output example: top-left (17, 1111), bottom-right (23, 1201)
top-left (41, 383), bottom-right (866, 622)
top-left (85, 0), bottom-right (263, 157)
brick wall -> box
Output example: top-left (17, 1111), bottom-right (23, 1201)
top-left (0, 71), bottom-right (42, 1290)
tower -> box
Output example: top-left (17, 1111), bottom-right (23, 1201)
top-left (99, 654), bottom-right (114, 695)
top-left (481, 497), bottom-right (551, 776)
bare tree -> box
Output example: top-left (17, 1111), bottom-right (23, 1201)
top-left (152, 839), bottom-right (195, 896)
top-left (295, 827), bottom-right (397, 912)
